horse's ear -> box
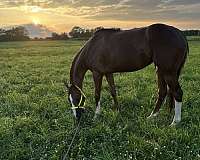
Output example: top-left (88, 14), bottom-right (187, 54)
top-left (63, 79), bottom-right (71, 91)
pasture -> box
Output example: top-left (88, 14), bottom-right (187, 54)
top-left (0, 39), bottom-right (200, 160)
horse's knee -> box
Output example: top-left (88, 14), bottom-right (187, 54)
top-left (164, 75), bottom-right (182, 102)
top-left (173, 87), bottom-right (183, 102)
top-left (158, 87), bottom-right (167, 100)
top-left (95, 95), bottom-right (100, 101)
top-left (95, 94), bottom-right (100, 103)
top-left (167, 90), bottom-right (174, 111)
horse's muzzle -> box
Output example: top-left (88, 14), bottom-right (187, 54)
top-left (74, 108), bottom-right (85, 122)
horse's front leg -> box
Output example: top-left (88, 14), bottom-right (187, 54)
top-left (105, 73), bottom-right (119, 111)
top-left (92, 71), bottom-right (103, 119)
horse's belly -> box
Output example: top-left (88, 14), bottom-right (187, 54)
top-left (108, 53), bottom-right (152, 73)
top-left (112, 60), bottom-right (152, 72)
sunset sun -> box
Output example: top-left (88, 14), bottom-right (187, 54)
top-left (32, 19), bottom-right (40, 25)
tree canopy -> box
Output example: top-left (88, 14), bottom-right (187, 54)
top-left (0, 26), bottom-right (30, 42)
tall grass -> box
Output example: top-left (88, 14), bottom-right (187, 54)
top-left (0, 40), bottom-right (200, 159)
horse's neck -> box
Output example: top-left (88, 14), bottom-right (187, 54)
top-left (70, 55), bottom-right (87, 89)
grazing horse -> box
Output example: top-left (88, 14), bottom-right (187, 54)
top-left (65, 23), bottom-right (189, 125)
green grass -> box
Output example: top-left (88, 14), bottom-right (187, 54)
top-left (0, 39), bottom-right (200, 160)
top-left (187, 36), bottom-right (200, 41)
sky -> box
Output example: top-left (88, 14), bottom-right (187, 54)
top-left (0, 0), bottom-right (200, 33)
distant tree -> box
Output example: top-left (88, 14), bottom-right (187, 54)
top-left (0, 26), bottom-right (30, 41)
top-left (0, 28), bottom-right (5, 35)
top-left (182, 30), bottom-right (200, 36)
top-left (7, 26), bottom-right (29, 41)
top-left (69, 26), bottom-right (85, 38)
top-left (69, 26), bottom-right (94, 39)
top-left (60, 32), bottom-right (69, 40)
top-left (50, 32), bottom-right (69, 40)
top-left (94, 26), bottom-right (104, 32)
top-left (84, 29), bottom-right (92, 38)
top-left (51, 32), bottom-right (60, 40)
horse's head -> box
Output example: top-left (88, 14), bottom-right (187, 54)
top-left (64, 81), bottom-right (86, 121)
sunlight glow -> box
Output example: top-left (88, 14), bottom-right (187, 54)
top-left (32, 18), bottom-right (40, 25)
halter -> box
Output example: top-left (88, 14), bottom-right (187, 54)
top-left (71, 85), bottom-right (86, 110)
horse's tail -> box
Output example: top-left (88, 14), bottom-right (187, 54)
top-left (177, 35), bottom-right (189, 77)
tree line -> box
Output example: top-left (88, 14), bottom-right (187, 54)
top-left (0, 27), bottom-right (30, 41)
top-left (45, 26), bottom-right (103, 40)
top-left (0, 26), bottom-right (200, 42)
top-left (182, 30), bottom-right (200, 36)
top-left (0, 26), bottom-right (103, 42)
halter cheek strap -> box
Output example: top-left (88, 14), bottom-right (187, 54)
top-left (74, 85), bottom-right (86, 98)
top-left (71, 85), bottom-right (86, 110)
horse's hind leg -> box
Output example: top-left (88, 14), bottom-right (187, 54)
top-left (93, 71), bottom-right (103, 118)
top-left (167, 89), bottom-right (175, 113)
top-left (105, 73), bottom-right (119, 111)
top-left (164, 74), bottom-right (183, 125)
top-left (148, 70), bottom-right (167, 118)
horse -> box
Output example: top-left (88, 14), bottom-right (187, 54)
top-left (65, 23), bottom-right (189, 125)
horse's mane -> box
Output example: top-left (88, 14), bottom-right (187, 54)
top-left (69, 40), bottom-right (90, 84)
top-left (94, 28), bottom-right (121, 35)
top-left (70, 48), bottom-right (82, 84)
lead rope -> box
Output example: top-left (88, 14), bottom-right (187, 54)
top-left (62, 119), bottom-right (81, 160)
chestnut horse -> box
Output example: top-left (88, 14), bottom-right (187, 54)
top-left (65, 23), bottom-right (188, 125)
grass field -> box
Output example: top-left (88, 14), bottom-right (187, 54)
top-left (0, 39), bottom-right (200, 160)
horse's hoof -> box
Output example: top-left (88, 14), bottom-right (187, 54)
top-left (147, 112), bottom-right (159, 119)
top-left (169, 122), bottom-right (178, 127)
top-left (147, 115), bottom-right (152, 119)
top-left (170, 120), bottom-right (181, 127)
top-left (169, 122), bottom-right (175, 127)
top-left (93, 113), bottom-right (99, 120)
top-left (147, 114), bottom-right (154, 119)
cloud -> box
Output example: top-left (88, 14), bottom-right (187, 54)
top-left (79, 0), bottom-right (200, 22)
top-left (0, 0), bottom-right (200, 23)
top-left (162, 0), bottom-right (200, 6)
top-left (0, 0), bottom-right (120, 8)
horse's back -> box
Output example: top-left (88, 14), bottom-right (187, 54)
top-left (86, 28), bottom-right (152, 73)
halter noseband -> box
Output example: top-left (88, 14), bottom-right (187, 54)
top-left (71, 85), bottom-right (86, 110)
